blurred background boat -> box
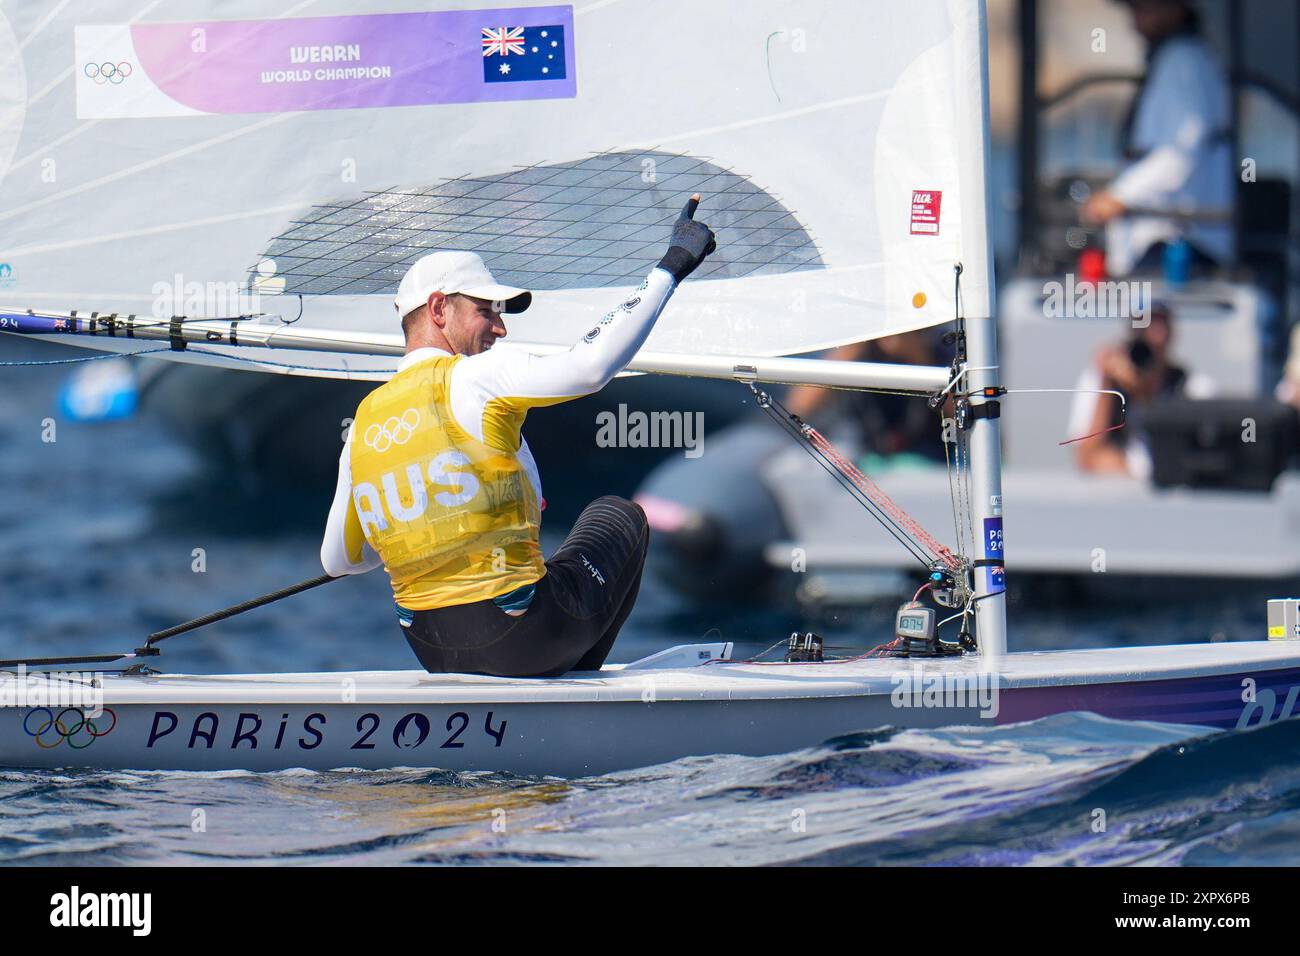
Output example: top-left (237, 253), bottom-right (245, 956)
top-left (635, 0), bottom-right (1300, 607)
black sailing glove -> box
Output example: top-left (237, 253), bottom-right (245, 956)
top-left (656, 193), bottom-right (717, 283)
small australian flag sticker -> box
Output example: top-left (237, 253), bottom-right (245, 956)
top-left (482, 25), bottom-right (566, 83)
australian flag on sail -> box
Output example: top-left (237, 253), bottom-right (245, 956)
top-left (482, 25), bottom-right (567, 83)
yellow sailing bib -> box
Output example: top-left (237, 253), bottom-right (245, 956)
top-left (349, 355), bottom-right (543, 610)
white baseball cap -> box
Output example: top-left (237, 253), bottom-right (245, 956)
top-left (394, 251), bottom-right (532, 319)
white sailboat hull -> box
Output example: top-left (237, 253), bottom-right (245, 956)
top-left (5, 642), bottom-right (1299, 775)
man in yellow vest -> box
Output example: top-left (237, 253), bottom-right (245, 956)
top-left (321, 195), bottom-right (716, 677)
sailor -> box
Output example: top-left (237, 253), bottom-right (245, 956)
top-left (1082, 0), bottom-right (1233, 276)
top-left (320, 196), bottom-right (715, 677)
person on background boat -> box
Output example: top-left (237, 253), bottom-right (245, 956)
top-left (1069, 301), bottom-right (1215, 476)
top-left (785, 330), bottom-right (949, 466)
top-left (320, 195), bottom-right (715, 677)
top-left (1080, 0), bottom-right (1233, 277)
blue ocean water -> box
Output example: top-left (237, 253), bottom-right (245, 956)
top-left (0, 344), bottom-right (1290, 865)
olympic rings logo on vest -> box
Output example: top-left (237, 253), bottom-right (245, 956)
top-left (24, 706), bottom-right (117, 750)
top-left (364, 408), bottom-right (421, 452)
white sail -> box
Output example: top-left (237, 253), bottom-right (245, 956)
top-left (0, 0), bottom-right (993, 374)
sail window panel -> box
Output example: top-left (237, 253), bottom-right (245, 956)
top-left (359, 210), bottom-right (418, 229)
top-left (357, 192), bottom-right (415, 213)
top-left (505, 252), bottom-right (575, 274)
top-left (416, 213), bottom-right (500, 235)
top-left (316, 200), bottom-right (386, 221)
top-left (509, 235), bottom-right (588, 256)
top-left (465, 199), bottom-right (535, 220)
top-left (685, 172), bottom-right (751, 197)
top-left (385, 194), bottom-right (450, 214)
top-left (491, 165), bottom-right (568, 186)
top-left (261, 237), bottom-right (322, 259)
top-left (370, 245), bottom-right (421, 264)
top-left (727, 233), bottom-right (816, 259)
top-left (353, 234), bottom-right (413, 254)
top-left (528, 201), bottom-right (605, 224)
top-left (412, 178), bottom-right (494, 199)
top-left (289, 275), bottom-right (353, 294)
top-left (365, 264), bottom-right (415, 283)
top-left (284, 256), bottom-right (352, 278)
top-left (474, 235), bottom-right (552, 255)
top-left (713, 208), bottom-right (792, 232)
top-left (547, 256), bottom-right (618, 275)
top-left (765, 231), bottom-right (820, 249)
top-left (527, 166), bottom-right (607, 188)
top-left (581, 221), bottom-right (659, 242)
top-left (600, 204), bottom-right (673, 226)
top-left (394, 215), bottom-right (467, 236)
top-left (493, 183), bottom-right (569, 204)
top-left (460, 180), bottom-right (540, 201)
top-left (276, 221), bottom-right (348, 242)
top-left (335, 278), bottom-right (395, 295)
top-left (703, 194), bottom-right (791, 216)
top-left (384, 230), bottom-right (481, 251)
top-left (610, 187), bottom-right (674, 210)
top-left (301, 197), bottom-right (370, 215)
top-left (257, 255), bottom-right (313, 275)
top-left (703, 196), bottom-right (781, 224)
top-left (514, 252), bottom-right (595, 274)
top-left (529, 220), bottom-right (604, 240)
top-left (267, 238), bottom-right (355, 262)
top-left (588, 259), bottom-right (646, 277)
top-left (640, 153), bottom-right (710, 175)
top-left (505, 218), bottom-right (564, 238)
top-left (413, 195), bottom-right (499, 217)
top-left (313, 223), bottom-right (399, 247)
top-left (564, 168), bottom-right (647, 191)
top-left (309, 207), bottom-right (377, 226)
top-left (547, 238), bottom-right (646, 258)
top-left (254, 150), bottom-right (825, 294)
top-left (319, 259), bottom-right (387, 280)
top-left (548, 204), bottom-right (617, 225)
top-left (298, 237), bottom-right (384, 260)
top-left (734, 246), bottom-right (823, 272)
top-left (691, 260), bottom-right (730, 279)
top-left (581, 204), bottom-right (649, 225)
top-left (517, 185), bottom-right (603, 208)
top-left (471, 216), bottom-right (531, 237)
top-left (491, 270), bottom-right (553, 287)
top-left (620, 241), bottom-right (666, 263)
top-left (404, 195), bottom-right (485, 216)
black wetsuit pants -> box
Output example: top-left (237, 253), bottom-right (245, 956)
top-left (401, 496), bottom-right (650, 677)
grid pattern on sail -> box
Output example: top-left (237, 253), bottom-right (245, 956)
top-left (253, 151), bottom-right (823, 294)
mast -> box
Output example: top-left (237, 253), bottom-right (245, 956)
top-left (957, 0), bottom-right (1008, 659)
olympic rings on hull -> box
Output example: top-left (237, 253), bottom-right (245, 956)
top-left (364, 407), bottom-right (421, 452)
top-left (23, 707), bottom-right (117, 749)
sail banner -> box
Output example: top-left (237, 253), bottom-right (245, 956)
top-left (75, 9), bottom-right (576, 119)
top-left (0, 0), bottom-right (994, 374)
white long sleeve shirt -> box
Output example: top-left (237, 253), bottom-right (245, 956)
top-left (1106, 34), bottom-right (1234, 275)
top-left (320, 267), bottom-right (677, 577)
